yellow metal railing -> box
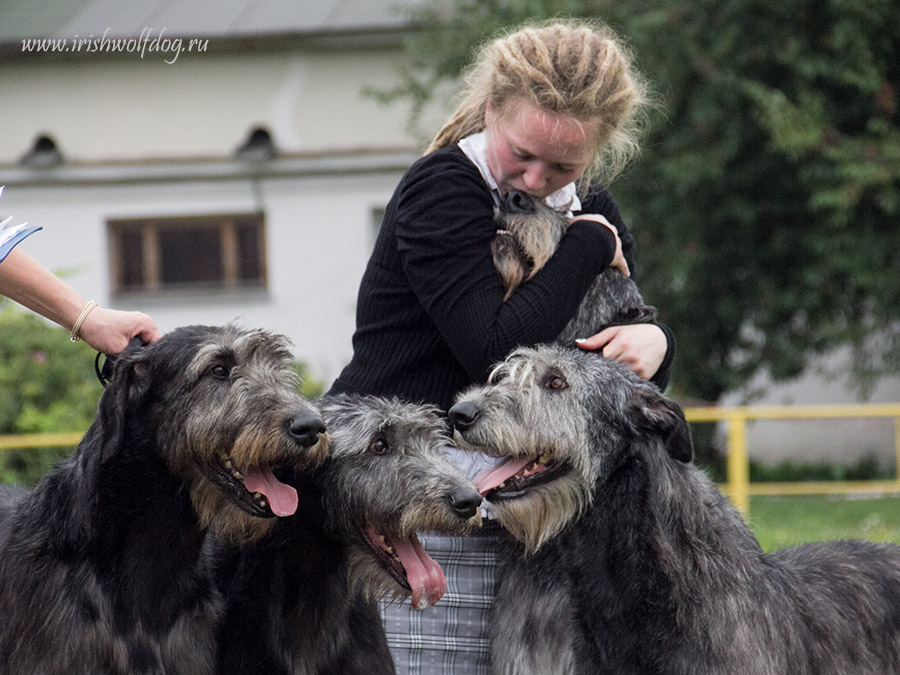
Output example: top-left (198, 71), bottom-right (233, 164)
top-left (684, 403), bottom-right (900, 517)
top-left (0, 431), bottom-right (83, 450)
top-left (2, 403), bottom-right (900, 520)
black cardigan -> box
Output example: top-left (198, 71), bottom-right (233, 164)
top-left (328, 145), bottom-right (675, 411)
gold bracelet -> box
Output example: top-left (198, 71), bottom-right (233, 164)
top-left (70, 300), bottom-right (98, 343)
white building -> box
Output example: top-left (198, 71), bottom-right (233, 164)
top-left (0, 0), bottom-right (441, 386)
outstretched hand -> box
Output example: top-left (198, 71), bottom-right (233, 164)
top-left (0, 248), bottom-right (163, 355)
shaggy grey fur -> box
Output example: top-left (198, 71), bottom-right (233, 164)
top-left (0, 325), bottom-right (328, 675)
top-left (492, 190), bottom-right (657, 343)
top-left (450, 345), bottom-right (900, 675)
top-left (216, 394), bottom-right (483, 675)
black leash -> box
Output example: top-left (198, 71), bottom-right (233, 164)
top-left (94, 352), bottom-right (112, 387)
top-left (94, 336), bottom-right (146, 387)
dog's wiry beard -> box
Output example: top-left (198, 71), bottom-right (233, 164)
top-left (455, 418), bottom-right (595, 552)
top-left (190, 480), bottom-right (276, 543)
top-left (346, 546), bottom-right (411, 605)
top-left (490, 476), bottom-right (592, 553)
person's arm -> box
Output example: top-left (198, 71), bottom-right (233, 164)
top-left (395, 150), bottom-right (621, 381)
top-left (569, 186), bottom-right (636, 276)
top-left (0, 247), bottom-right (161, 353)
top-left (573, 189), bottom-right (675, 388)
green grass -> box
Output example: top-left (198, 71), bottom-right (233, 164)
top-left (747, 495), bottom-right (900, 552)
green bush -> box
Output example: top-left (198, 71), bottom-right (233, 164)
top-left (0, 304), bottom-right (100, 485)
top-left (748, 455), bottom-right (893, 483)
top-left (289, 361), bottom-right (326, 400)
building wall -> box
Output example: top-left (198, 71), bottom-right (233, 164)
top-left (0, 168), bottom-right (412, 387)
top-left (0, 44), bottom-right (433, 163)
top-left (1, 34), bottom-right (447, 387)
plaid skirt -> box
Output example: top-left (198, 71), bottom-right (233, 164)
top-left (380, 524), bottom-right (502, 675)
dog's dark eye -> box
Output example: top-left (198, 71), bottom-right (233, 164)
top-left (368, 437), bottom-right (390, 455)
top-left (209, 364), bottom-right (230, 379)
top-left (544, 374), bottom-right (568, 391)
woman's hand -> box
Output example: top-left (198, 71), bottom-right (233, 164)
top-left (575, 323), bottom-right (667, 379)
top-left (568, 213), bottom-right (629, 277)
top-left (78, 306), bottom-right (163, 354)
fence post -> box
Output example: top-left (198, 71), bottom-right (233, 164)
top-left (726, 412), bottom-right (750, 518)
top-left (895, 417), bottom-right (900, 491)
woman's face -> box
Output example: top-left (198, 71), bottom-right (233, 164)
top-left (484, 100), bottom-right (593, 199)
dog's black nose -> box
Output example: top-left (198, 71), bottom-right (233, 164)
top-left (448, 401), bottom-right (481, 432)
top-left (502, 190), bottom-right (537, 214)
top-left (288, 410), bottom-right (326, 448)
top-left (446, 486), bottom-right (483, 519)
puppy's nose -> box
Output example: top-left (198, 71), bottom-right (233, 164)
top-left (446, 486), bottom-right (483, 519)
top-left (448, 401), bottom-right (481, 432)
top-left (502, 190), bottom-right (537, 214)
top-left (287, 410), bottom-right (326, 448)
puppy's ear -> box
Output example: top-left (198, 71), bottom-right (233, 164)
top-left (630, 386), bottom-right (693, 463)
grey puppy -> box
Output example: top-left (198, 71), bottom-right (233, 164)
top-left (492, 190), bottom-right (657, 344)
top-left (450, 344), bottom-right (900, 675)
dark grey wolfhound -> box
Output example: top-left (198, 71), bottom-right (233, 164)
top-left (449, 345), bottom-right (900, 675)
top-left (492, 189), bottom-right (657, 343)
top-left (215, 393), bottom-right (483, 675)
top-left (0, 324), bottom-right (328, 675)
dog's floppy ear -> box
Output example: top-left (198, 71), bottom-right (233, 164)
top-left (96, 338), bottom-right (151, 463)
top-left (630, 385), bottom-right (694, 463)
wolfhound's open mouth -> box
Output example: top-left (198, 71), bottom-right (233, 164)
top-left (212, 453), bottom-right (298, 518)
top-left (474, 454), bottom-right (569, 500)
top-left (363, 528), bottom-right (446, 610)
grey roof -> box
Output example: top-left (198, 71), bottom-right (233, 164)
top-left (1, 0), bottom-right (422, 45)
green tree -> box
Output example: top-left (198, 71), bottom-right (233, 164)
top-left (382, 0), bottom-right (900, 403)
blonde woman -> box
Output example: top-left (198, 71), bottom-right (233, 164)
top-left (329, 20), bottom-right (674, 673)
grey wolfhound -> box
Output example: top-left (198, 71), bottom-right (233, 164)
top-left (215, 393), bottom-right (483, 675)
top-left (492, 189), bottom-right (657, 343)
top-left (0, 324), bottom-right (329, 675)
top-left (449, 345), bottom-right (900, 675)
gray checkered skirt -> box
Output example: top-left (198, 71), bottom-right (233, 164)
top-left (380, 524), bottom-right (502, 675)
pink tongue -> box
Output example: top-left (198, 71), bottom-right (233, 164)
top-left (393, 535), bottom-right (446, 610)
top-left (242, 466), bottom-right (298, 517)
top-left (474, 456), bottom-right (533, 495)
